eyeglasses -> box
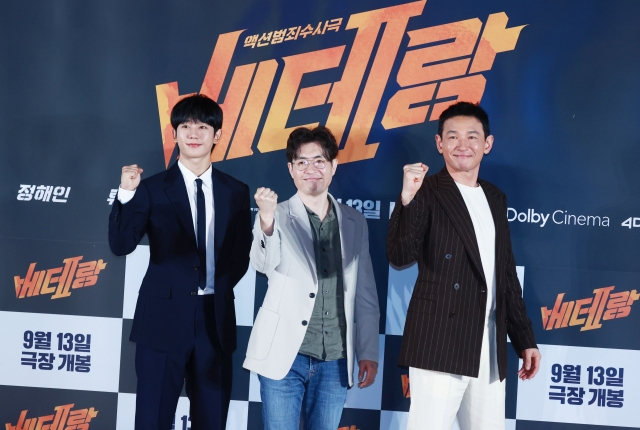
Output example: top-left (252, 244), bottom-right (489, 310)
top-left (292, 159), bottom-right (327, 171)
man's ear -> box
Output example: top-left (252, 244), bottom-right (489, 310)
top-left (210, 129), bottom-right (223, 153)
top-left (172, 129), bottom-right (180, 156)
top-left (484, 135), bottom-right (494, 155)
top-left (435, 134), bottom-right (444, 154)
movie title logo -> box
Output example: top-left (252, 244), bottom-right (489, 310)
top-left (541, 286), bottom-right (639, 331)
top-left (14, 256), bottom-right (107, 300)
top-left (401, 374), bottom-right (411, 398)
top-left (157, 1), bottom-right (526, 166)
top-left (508, 208), bottom-right (610, 228)
top-left (6, 404), bottom-right (98, 430)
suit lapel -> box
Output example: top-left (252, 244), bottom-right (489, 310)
top-left (478, 180), bottom-right (503, 235)
top-left (164, 162), bottom-right (197, 247)
top-left (432, 167), bottom-right (486, 284)
top-left (330, 194), bottom-right (355, 293)
top-left (288, 193), bottom-right (318, 285)
top-left (479, 179), bottom-right (505, 289)
top-left (211, 166), bottom-right (231, 267)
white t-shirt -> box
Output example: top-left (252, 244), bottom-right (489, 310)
top-left (455, 182), bottom-right (496, 321)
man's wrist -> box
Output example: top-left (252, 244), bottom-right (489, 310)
top-left (259, 213), bottom-right (275, 236)
top-left (400, 191), bottom-right (415, 206)
top-left (119, 183), bottom-right (138, 191)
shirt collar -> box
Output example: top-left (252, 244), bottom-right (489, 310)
top-left (177, 160), bottom-right (213, 188)
top-left (304, 198), bottom-right (335, 221)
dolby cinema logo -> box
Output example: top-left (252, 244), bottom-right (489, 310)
top-left (508, 208), bottom-right (610, 227)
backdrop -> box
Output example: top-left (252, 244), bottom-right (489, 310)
top-left (1, 0), bottom-right (639, 429)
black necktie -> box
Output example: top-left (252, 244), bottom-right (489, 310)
top-left (195, 178), bottom-right (207, 290)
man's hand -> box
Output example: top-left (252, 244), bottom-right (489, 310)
top-left (401, 163), bottom-right (428, 206)
top-left (255, 187), bottom-right (278, 236)
top-left (357, 360), bottom-right (378, 388)
top-left (121, 164), bottom-right (143, 191)
top-left (518, 348), bottom-right (541, 380)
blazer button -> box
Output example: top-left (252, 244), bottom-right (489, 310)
top-left (480, 289), bottom-right (486, 293)
top-left (453, 283), bottom-right (460, 290)
top-left (190, 291), bottom-right (198, 296)
top-left (449, 312), bottom-right (456, 318)
top-left (309, 293), bottom-right (315, 298)
top-left (302, 320), bottom-right (308, 326)
top-left (445, 254), bottom-right (452, 260)
top-left (193, 265), bottom-right (199, 271)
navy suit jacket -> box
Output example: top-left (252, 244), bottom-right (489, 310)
top-left (109, 161), bottom-right (251, 354)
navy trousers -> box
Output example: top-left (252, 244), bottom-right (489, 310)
top-left (134, 295), bottom-right (232, 430)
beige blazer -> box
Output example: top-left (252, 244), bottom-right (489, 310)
top-left (243, 193), bottom-right (379, 387)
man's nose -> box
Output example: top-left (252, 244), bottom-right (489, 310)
top-left (305, 163), bottom-right (321, 172)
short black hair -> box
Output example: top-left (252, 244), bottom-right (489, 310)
top-left (286, 126), bottom-right (339, 162)
top-left (171, 94), bottom-right (223, 131)
top-left (437, 102), bottom-right (490, 138)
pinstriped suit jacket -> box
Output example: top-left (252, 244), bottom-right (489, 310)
top-left (387, 167), bottom-right (537, 380)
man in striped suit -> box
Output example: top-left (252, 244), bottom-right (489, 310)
top-left (387, 102), bottom-right (541, 430)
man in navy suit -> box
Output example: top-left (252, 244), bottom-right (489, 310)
top-left (109, 94), bottom-right (251, 429)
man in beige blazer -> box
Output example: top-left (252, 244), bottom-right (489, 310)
top-left (243, 126), bottom-right (380, 430)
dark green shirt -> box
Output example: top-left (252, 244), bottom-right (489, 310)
top-left (298, 201), bottom-right (347, 361)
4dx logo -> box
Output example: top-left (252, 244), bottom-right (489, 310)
top-left (621, 217), bottom-right (640, 229)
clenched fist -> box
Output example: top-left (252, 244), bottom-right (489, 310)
top-left (401, 162), bottom-right (428, 206)
top-left (121, 164), bottom-right (144, 191)
top-left (255, 187), bottom-right (278, 236)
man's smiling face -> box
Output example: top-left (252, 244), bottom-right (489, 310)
top-left (174, 120), bottom-right (221, 160)
top-left (435, 115), bottom-right (493, 177)
top-left (288, 141), bottom-right (337, 198)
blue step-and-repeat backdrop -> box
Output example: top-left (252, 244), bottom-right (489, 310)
top-left (1, 0), bottom-right (639, 429)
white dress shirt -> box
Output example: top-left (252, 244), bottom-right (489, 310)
top-left (117, 160), bottom-right (216, 294)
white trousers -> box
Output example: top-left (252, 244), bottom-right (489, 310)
top-left (407, 321), bottom-right (505, 430)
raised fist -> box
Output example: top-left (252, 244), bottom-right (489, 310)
top-left (121, 164), bottom-right (143, 191)
top-left (255, 187), bottom-right (278, 235)
top-left (401, 162), bottom-right (428, 205)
